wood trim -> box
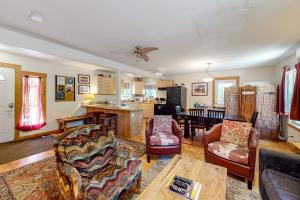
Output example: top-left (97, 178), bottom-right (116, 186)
top-left (288, 123), bottom-right (300, 132)
top-left (0, 62), bottom-right (22, 141)
top-left (212, 76), bottom-right (240, 107)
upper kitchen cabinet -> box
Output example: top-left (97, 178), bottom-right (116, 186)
top-left (132, 81), bottom-right (145, 95)
top-left (97, 75), bottom-right (116, 95)
top-left (157, 79), bottom-right (174, 89)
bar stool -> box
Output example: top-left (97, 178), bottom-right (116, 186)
top-left (87, 111), bottom-right (104, 124)
top-left (100, 113), bottom-right (118, 135)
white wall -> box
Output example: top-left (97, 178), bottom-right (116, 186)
top-left (166, 66), bottom-right (277, 108)
top-left (0, 51), bottom-right (99, 137)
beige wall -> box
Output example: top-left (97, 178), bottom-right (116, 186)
top-left (0, 51), bottom-right (99, 137)
top-left (166, 66), bottom-right (277, 108)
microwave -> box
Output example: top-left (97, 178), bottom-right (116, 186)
top-left (134, 97), bottom-right (144, 102)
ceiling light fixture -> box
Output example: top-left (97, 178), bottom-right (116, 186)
top-left (153, 69), bottom-right (162, 76)
top-left (29, 11), bottom-right (44, 23)
top-left (202, 62), bottom-right (214, 82)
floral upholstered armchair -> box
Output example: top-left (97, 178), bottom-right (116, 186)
top-left (146, 115), bottom-right (182, 163)
top-left (54, 124), bottom-right (142, 200)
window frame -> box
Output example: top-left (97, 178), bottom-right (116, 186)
top-left (21, 71), bottom-right (47, 128)
top-left (212, 76), bottom-right (240, 107)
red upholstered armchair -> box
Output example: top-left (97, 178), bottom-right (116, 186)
top-left (204, 123), bottom-right (259, 190)
top-left (146, 117), bottom-right (182, 163)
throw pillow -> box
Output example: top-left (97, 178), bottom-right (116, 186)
top-left (220, 120), bottom-right (252, 147)
top-left (153, 115), bottom-right (173, 134)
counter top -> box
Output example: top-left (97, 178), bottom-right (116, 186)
top-left (82, 104), bottom-right (143, 112)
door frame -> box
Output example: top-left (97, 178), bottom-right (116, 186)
top-left (0, 62), bottom-right (22, 141)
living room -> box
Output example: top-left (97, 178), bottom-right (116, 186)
top-left (0, 1), bottom-right (300, 200)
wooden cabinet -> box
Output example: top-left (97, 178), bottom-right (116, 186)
top-left (224, 86), bottom-right (240, 115)
top-left (133, 81), bottom-right (145, 95)
top-left (240, 85), bottom-right (256, 122)
top-left (97, 76), bottom-right (116, 95)
top-left (139, 102), bottom-right (154, 119)
top-left (157, 80), bottom-right (174, 89)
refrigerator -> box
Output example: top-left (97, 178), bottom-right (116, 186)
top-left (166, 86), bottom-right (187, 117)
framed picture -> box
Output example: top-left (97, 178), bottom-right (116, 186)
top-left (192, 82), bottom-right (208, 96)
top-left (55, 75), bottom-right (75, 102)
top-left (78, 85), bottom-right (90, 94)
top-left (78, 74), bottom-right (90, 84)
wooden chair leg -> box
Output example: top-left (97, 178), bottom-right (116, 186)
top-left (136, 174), bottom-right (142, 194)
top-left (247, 180), bottom-right (253, 190)
top-left (147, 155), bottom-right (150, 163)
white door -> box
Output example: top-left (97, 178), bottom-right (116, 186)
top-left (0, 67), bottom-right (15, 143)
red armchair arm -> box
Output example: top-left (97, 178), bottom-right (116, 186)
top-left (248, 128), bottom-right (259, 168)
top-left (145, 118), bottom-right (153, 147)
top-left (204, 123), bottom-right (222, 148)
top-left (172, 119), bottom-right (183, 146)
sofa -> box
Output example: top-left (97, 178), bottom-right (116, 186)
top-left (54, 124), bottom-right (142, 200)
top-left (259, 148), bottom-right (300, 200)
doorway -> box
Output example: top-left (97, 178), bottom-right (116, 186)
top-left (0, 62), bottom-right (21, 143)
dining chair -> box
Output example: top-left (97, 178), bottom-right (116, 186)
top-left (250, 111), bottom-right (258, 127)
top-left (189, 108), bottom-right (205, 141)
top-left (206, 109), bottom-right (225, 130)
top-left (175, 105), bottom-right (185, 128)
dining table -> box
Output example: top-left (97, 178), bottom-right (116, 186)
top-left (177, 111), bottom-right (247, 138)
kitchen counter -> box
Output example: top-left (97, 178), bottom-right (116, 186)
top-left (82, 104), bottom-right (143, 137)
top-left (83, 104), bottom-right (143, 112)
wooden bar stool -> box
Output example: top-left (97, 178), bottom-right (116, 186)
top-left (87, 111), bottom-right (104, 124)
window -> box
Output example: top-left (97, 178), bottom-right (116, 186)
top-left (121, 82), bottom-right (131, 100)
top-left (285, 68), bottom-right (300, 126)
top-left (213, 76), bottom-right (239, 107)
top-left (16, 72), bottom-right (47, 131)
top-left (145, 83), bottom-right (157, 98)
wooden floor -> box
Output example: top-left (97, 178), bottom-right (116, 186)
top-left (0, 127), bottom-right (299, 189)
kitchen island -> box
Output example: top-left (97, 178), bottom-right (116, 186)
top-left (82, 104), bottom-right (143, 138)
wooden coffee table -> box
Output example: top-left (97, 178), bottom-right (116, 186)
top-left (137, 155), bottom-right (227, 200)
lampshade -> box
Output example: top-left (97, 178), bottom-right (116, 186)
top-left (85, 94), bottom-right (95, 100)
top-left (0, 74), bottom-right (5, 81)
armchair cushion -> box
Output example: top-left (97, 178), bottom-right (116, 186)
top-left (220, 120), bottom-right (252, 147)
top-left (261, 169), bottom-right (300, 200)
top-left (208, 141), bottom-right (249, 165)
top-left (150, 133), bottom-right (179, 146)
top-left (81, 158), bottom-right (141, 200)
top-left (153, 115), bottom-right (173, 134)
top-left (58, 125), bottom-right (116, 173)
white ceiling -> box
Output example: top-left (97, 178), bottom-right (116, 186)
top-left (0, 0), bottom-right (299, 75)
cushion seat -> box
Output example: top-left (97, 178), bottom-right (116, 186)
top-left (150, 133), bottom-right (179, 146)
top-left (81, 158), bottom-right (142, 200)
top-left (261, 169), bottom-right (300, 200)
top-left (207, 141), bottom-right (249, 165)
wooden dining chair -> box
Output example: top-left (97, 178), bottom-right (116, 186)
top-left (250, 111), bottom-right (258, 127)
top-left (175, 105), bottom-right (185, 128)
top-left (189, 108), bottom-right (205, 141)
top-left (206, 109), bottom-right (225, 130)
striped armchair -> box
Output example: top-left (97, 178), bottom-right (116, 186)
top-left (54, 124), bottom-right (142, 200)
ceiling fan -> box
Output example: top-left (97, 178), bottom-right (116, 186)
top-left (133, 46), bottom-right (159, 62)
top-left (110, 46), bottom-right (159, 62)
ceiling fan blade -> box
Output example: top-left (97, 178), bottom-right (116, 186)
top-left (141, 54), bottom-right (149, 62)
top-left (140, 47), bottom-right (159, 54)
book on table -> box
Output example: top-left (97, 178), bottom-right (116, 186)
top-left (166, 175), bottom-right (202, 200)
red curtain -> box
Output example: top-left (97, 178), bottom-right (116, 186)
top-left (16, 76), bottom-right (46, 131)
top-left (290, 63), bottom-right (300, 120)
top-left (278, 66), bottom-right (287, 115)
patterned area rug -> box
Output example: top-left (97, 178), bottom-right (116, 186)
top-left (0, 156), bottom-right (261, 200)
top-left (116, 137), bottom-right (146, 158)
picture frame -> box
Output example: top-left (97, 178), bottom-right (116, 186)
top-left (192, 82), bottom-right (208, 96)
top-left (55, 75), bottom-right (75, 102)
top-left (78, 74), bottom-right (90, 84)
top-left (78, 85), bottom-right (90, 94)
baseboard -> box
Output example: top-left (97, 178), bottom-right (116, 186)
top-left (14, 129), bottom-right (60, 141)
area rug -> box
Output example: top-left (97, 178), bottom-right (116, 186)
top-left (116, 137), bottom-right (146, 158)
top-left (0, 156), bottom-right (261, 200)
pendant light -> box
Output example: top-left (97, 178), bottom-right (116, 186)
top-left (202, 62), bottom-right (214, 82)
